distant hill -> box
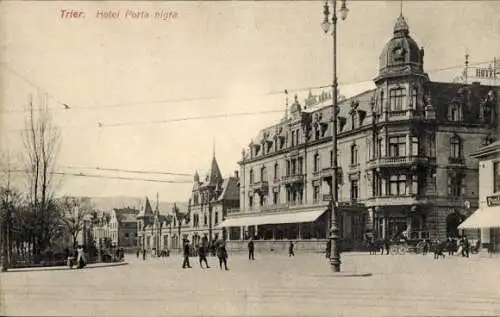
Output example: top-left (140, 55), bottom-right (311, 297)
top-left (87, 196), bottom-right (189, 215)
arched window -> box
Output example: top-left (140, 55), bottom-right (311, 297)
top-left (389, 87), bottom-right (406, 111)
top-left (274, 162), bottom-right (279, 180)
top-left (260, 166), bottom-right (267, 182)
top-left (313, 153), bottom-right (320, 172)
top-left (249, 169), bottom-right (254, 184)
top-left (350, 144), bottom-right (358, 165)
top-left (450, 135), bottom-right (462, 159)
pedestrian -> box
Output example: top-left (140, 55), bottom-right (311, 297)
top-left (446, 237), bottom-right (453, 256)
top-left (383, 237), bottom-right (390, 255)
top-left (248, 237), bottom-right (255, 260)
top-left (217, 240), bottom-right (229, 271)
top-left (463, 237), bottom-right (470, 258)
top-left (142, 249), bottom-right (146, 260)
top-left (422, 239), bottom-right (429, 255)
top-left (76, 245), bottom-right (86, 269)
top-left (136, 249), bottom-right (140, 259)
top-left (182, 239), bottom-right (192, 269)
top-left (198, 243), bottom-right (210, 269)
top-left (288, 241), bottom-right (295, 257)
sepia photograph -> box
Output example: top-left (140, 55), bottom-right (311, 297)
top-left (0, 1), bottom-right (499, 316)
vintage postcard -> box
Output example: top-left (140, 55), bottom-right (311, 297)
top-left (0, 1), bottom-right (499, 316)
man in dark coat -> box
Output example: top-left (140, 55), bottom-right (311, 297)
top-left (248, 238), bottom-right (255, 260)
top-left (217, 240), bottom-right (229, 271)
top-left (198, 243), bottom-right (210, 269)
top-left (182, 239), bottom-right (192, 269)
top-left (288, 241), bottom-right (295, 257)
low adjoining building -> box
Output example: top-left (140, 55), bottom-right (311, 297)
top-left (459, 140), bottom-right (500, 252)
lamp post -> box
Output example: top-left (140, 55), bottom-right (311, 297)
top-left (321, 0), bottom-right (349, 272)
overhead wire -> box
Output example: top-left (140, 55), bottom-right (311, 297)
top-left (2, 169), bottom-right (192, 184)
top-left (0, 58), bottom-right (495, 115)
top-left (58, 165), bottom-right (192, 177)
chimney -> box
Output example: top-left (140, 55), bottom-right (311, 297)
top-left (234, 170), bottom-right (239, 179)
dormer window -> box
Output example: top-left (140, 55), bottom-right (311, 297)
top-left (389, 87), bottom-right (406, 111)
top-left (448, 104), bottom-right (462, 122)
top-left (351, 111), bottom-right (358, 129)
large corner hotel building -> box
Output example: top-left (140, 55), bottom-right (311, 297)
top-left (219, 14), bottom-right (500, 251)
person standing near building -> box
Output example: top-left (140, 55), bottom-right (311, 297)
top-left (248, 237), bottom-right (255, 260)
top-left (383, 237), bottom-right (390, 255)
top-left (217, 239), bottom-right (229, 271)
top-left (182, 239), bottom-right (192, 269)
top-left (288, 241), bottom-right (295, 257)
top-left (136, 248), bottom-right (140, 259)
top-left (142, 249), bottom-right (146, 260)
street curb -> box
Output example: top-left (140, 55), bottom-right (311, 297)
top-left (308, 272), bottom-right (373, 278)
top-left (1, 262), bottom-right (129, 273)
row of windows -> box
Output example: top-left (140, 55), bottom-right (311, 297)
top-left (248, 135), bottom-right (467, 185)
top-left (378, 86), bottom-right (418, 113)
top-left (189, 212), bottom-right (220, 228)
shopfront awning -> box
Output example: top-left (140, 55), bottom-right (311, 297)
top-left (216, 209), bottom-right (327, 228)
top-left (458, 206), bottom-right (500, 229)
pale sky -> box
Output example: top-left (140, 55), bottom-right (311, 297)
top-left (0, 1), bottom-right (499, 202)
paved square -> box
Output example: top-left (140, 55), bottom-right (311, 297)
top-left (1, 252), bottom-right (499, 316)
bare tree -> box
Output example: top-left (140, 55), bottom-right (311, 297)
top-left (22, 95), bottom-right (61, 261)
top-left (59, 196), bottom-right (91, 249)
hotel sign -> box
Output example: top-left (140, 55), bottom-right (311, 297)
top-left (486, 194), bottom-right (500, 207)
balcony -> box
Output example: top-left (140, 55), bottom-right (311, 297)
top-left (281, 174), bottom-right (305, 185)
top-left (364, 194), bottom-right (429, 207)
top-left (367, 156), bottom-right (431, 169)
top-left (250, 181), bottom-right (269, 194)
top-left (448, 157), bottom-right (465, 166)
top-left (321, 167), bottom-right (334, 179)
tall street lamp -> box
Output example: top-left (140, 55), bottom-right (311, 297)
top-left (321, 0), bottom-right (349, 273)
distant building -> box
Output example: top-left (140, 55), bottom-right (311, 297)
top-left (172, 154), bottom-right (239, 248)
top-left (92, 208), bottom-right (138, 249)
top-left (459, 140), bottom-right (500, 252)
top-left (137, 196), bottom-right (173, 254)
top-left (219, 13), bottom-right (499, 251)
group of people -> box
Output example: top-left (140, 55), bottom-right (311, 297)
top-left (181, 238), bottom-right (229, 270)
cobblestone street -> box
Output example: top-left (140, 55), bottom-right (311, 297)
top-left (1, 252), bottom-right (499, 316)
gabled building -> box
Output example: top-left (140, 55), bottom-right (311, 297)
top-left (178, 154), bottom-right (239, 246)
top-left (219, 13), bottom-right (499, 251)
top-left (137, 196), bottom-right (174, 254)
top-left (91, 207), bottom-right (138, 249)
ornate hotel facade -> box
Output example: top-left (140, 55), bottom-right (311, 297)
top-left (219, 14), bottom-right (499, 251)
